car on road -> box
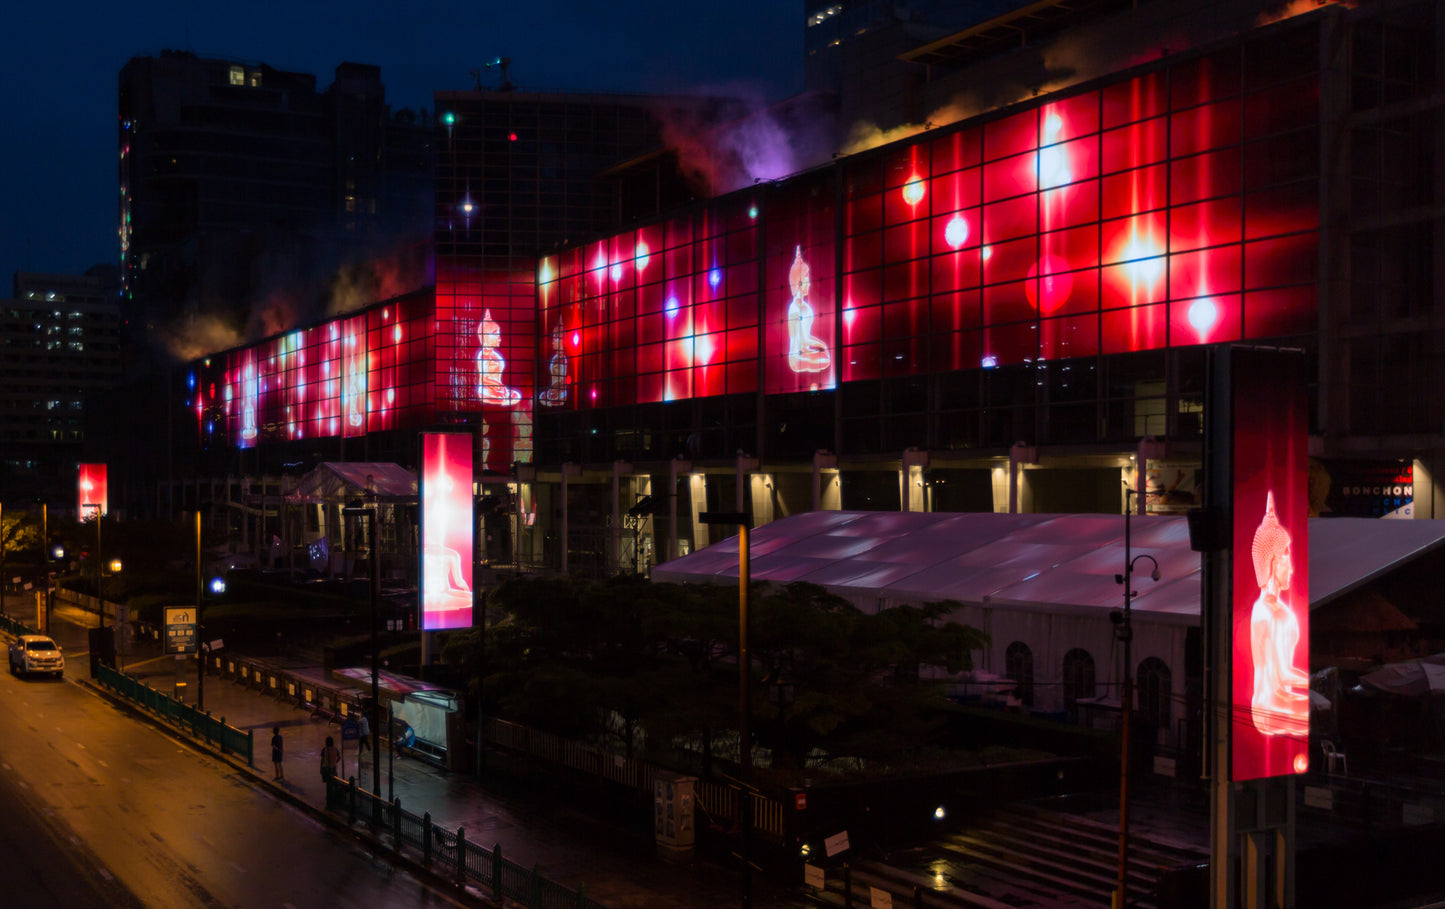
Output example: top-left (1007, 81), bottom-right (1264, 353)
top-left (9, 635), bottom-right (64, 677)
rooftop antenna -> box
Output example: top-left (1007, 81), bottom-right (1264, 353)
top-left (483, 56), bottom-right (514, 91)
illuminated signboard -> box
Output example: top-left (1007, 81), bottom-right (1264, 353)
top-left (77, 463), bottom-right (107, 519)
top-left (420, 432), bottom-right (474, 630)
top-left (548, 50), bottom-right (1319, 403)
top-left (1230, 347), bottom-right (1309, 781)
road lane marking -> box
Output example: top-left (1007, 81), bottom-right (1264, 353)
top-left (229, 861), bottom-right (247, 874)
top-left (97, 867), bottom-right (113, 881)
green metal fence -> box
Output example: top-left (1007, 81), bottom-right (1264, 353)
top-left (0, 614), bottom-right (38, 637)
top-left (94, 662), bottom-right (254, 766)
top-left (324, 774), bottom-right (609, 909)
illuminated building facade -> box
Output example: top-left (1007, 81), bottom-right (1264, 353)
top-left (177, 0), bottom-right (1442, 579)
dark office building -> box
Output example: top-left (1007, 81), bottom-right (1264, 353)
top-left (118, 52), bottom-right (433, 345)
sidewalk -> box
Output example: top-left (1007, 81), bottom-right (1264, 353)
top-left (82, 617), bottom-right (809, 909)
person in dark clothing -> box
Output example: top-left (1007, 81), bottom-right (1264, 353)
top-left (271, 726), bottom-right (284, 781)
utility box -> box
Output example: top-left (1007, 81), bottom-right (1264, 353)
top-left (654, 771), bottom-right (696, 855)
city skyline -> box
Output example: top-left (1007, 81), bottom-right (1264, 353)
top-left (1, 0), bottom-right (803, 291)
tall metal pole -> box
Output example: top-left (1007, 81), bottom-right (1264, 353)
top-left (197, 509), bottom-right (204, 710)
top-left (1117, 498), bottom-right (1134, 909)
top-left (739, 519), bottom-right (751, 909)
top-left (369, 509), bottom-right (381, 800)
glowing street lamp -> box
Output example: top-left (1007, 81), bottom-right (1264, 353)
top-left (1112, 490), bottom-right (1160, 909)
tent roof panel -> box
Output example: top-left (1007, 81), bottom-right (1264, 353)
top-left (651, 511), bottom-right (1445, 621)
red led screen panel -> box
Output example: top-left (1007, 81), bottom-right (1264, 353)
top-left (435, 263), bottom-right (534, 472)
top-left (766, 175), bottom-right (837, 394)
top-left (195, 293), bottom-right (435, 451)
top-left (544, 55), bottom-right (1319, 397)
top-left (420, 432), bottom-right (474, 631)
top-left (77, 463), bottom-right (107, 519)
top-left (1230, 347), bottom-right (1309, 781)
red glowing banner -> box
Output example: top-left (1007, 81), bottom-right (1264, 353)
top-left (420, 432), bottom-right (474, 631)
top-left (77, 463), bottom-right (107, 519)
top-left (1230, 347), bottom-right (1309, 781)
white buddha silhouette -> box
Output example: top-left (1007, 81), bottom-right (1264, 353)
top-left (786, 247), bottom-right (830, 374)
top-left (476, 310), bottom-right (521, 406)
top-left (422, 449), bottom-right (473, 619)
top-left (240, 361), bottom-right (258, 440)
top-left (1248, 491), bottom-right (1309, 737)
top-left (539, 324), bottom-right (569, 406)
top-left (345, 332), bottom-right (365, 428)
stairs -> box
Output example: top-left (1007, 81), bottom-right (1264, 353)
top-left (811, 799), bottom-right (1209, 909)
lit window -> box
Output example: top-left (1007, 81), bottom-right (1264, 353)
top-left (248, 72), bottom-right (261, 88)
top-left (229, 66), bottom-right (244, 86)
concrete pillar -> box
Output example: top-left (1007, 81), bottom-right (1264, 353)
top-left (560, 463), bottom-right (580, 573)
top-left (812, 450), bottom-right (837, 512)
top-left (668, 458), bottom-right (692, 562)
top-left (902, 447), bottom-right (928, 512)
top-left (736, 454), bottom-right (759, 514)
top-left (1008, 442), bottom-right (1037, 514)
top-left (612, 461), bottom-right (632, 574)
top-left (689, 473), bottom-right (708, 550)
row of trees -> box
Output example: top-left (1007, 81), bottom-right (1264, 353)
top-left (441, 575), bottom-right (988, 778)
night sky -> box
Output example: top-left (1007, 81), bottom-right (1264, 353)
top-left (1, 1), bottom-right (803, 291)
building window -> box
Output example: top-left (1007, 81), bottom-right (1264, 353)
top-left (229, 65), bottom-right (244, 86)
top-left (1005, 641), bottom-right (1034, 707)
top-left (248, 72), bottom-right (262, 88)
top-left (1062, 648), bottom-right (1096, 706)
top-left (1136, 656), bottom-right (1172, 740)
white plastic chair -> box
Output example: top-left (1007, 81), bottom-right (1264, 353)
top-left (1321, 739), bottom-right (1348, 775)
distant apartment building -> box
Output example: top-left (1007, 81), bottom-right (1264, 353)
top-left (118, 52), bottom-right (433, 339)
top-left (0, 270), bottom-right (121, 501)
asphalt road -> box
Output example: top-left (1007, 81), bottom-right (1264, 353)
top-left (0, 613), bottom-right (475, 909)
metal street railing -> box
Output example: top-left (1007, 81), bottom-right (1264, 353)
top-left (324, 774), bottom-right (610, 909)
top-left (94, 662), bottom-right (254, 766)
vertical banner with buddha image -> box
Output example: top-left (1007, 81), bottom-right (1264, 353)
top-left (1229, 347), bottom-right (1309, 781)
top-left (420, 432), bottom-right (474, 630)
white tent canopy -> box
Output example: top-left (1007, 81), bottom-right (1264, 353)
top-left (653, 511), bottom-right (1445, 719)
top-left (654, 511), bottom-right (1445, 621)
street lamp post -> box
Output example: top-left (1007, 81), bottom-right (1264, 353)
top-left (84, 503), bottom-right (102, 626)
top-left (699, 510), bottom-right (751, 909)
top-left (196, 509), bottom-right (204, 710)
top-left (343, 499), bottom-right (382, 801)
top-left (1113, 491), bottom-right (1160, 909)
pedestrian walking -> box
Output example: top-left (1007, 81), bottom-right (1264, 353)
top-left (357, 712), bottom-right (371, 755)
top-left (320, 735), bottom-right (340, 785)
top-left (270, 726), bottom-right (284, 781)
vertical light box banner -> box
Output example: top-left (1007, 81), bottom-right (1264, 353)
top-left (77, 463), bottom-right (108, 518)
top-left (1230, 347), bottom-right (1309, 781)
top-left (420, 432), bottom-right (474, 630)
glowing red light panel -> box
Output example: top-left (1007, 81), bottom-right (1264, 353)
top-left (194, 295), bottom-right (433, 450)
top-left (550, 57), bottom-right (1319, 400)
top-left (420, 432), bottom-right (474, 631)
top-left (1230, 347), bottom-right (1309, 781)
top-left (435, 264), bottom-right (535, 473)
top-left (77, 463), bottom-right (107, 519)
